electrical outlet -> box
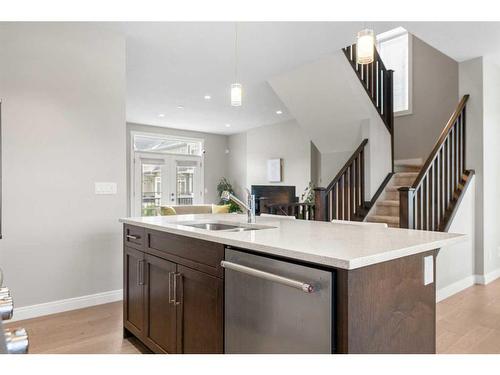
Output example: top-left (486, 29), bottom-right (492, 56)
top-left (423, 256), bottom-right (434, 286)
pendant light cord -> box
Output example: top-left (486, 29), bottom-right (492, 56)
top-left (234, 22), bottom-right (238, 82)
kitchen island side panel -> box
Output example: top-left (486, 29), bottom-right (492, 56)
top-left (336, 250), bottom-right (437, 354)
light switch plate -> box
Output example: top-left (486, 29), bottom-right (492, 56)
top-left (95, 182), bottom-right (117, 195)
top-left (423, 256), bottom-right (434, 285)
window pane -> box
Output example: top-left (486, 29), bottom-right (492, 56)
top-left (141, 163), bottom-right (161, 216)
top-left (134, 134), bottom-right (202, 156)
top-left (377, 32), bottom-right (409, 113)
top-left (176, 165), bottom-right (195, 205)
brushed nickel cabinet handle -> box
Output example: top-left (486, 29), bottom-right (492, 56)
top-left (137, 260), bottom-right (145, 286)
top-left (173, 273), bottom-right (182, 306)
top-left (168, 272), bottom-right (174, 304)
top-left (126, 234), bottom-right (140, 240)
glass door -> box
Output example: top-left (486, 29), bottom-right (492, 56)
top-left (133, 154), bottom-right (203, 216)
top-left (175, 159), bottom-right (202, 205)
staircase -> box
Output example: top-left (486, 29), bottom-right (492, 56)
top-left (365, 164), bottom-right (422, 228)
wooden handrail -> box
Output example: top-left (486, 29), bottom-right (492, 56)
top-left (412, 95), bottom-right (470, 189)
top-left (399, 95), bottom-right (470, 231)
top-left (325, 139), bottom-right (368, 193)
top-left (314, 139), bottom-right (368, 222)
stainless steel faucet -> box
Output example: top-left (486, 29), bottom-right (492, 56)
top-left (221, 189), bottom-right (256, 223)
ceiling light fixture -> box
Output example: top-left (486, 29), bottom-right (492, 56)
top-left (276, 110), bottom-right (283, 115)
top-left (231, 23), bottom-right (242, 107)
top-left (177, 105), bottom-right (185, 109)
top-left (158, 113), bottom-right (165, 118)
top-left (204, 95), bottom-right (211, 100)
top-left (356, 26), bottom-right (375, 65)
top-left (225, 123), bottom-right (231, 128)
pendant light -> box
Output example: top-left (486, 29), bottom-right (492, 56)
top-left (356, 27), bottom-right (375, 65)
top-left (231, 23), bottom-right (242, 106)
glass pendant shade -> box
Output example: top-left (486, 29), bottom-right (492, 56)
top-left (231, 83), bottom-right (242, 107)
top-left (356, 29), bottom-right (375, 65)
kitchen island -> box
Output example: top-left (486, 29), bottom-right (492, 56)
top-left (119, 214), bottom-right (465, 354)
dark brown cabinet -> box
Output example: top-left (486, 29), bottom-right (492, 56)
top-left (123, 247), bottom-right (145, 339)
top-left (143, 254), bottom-right (177, 353)
top-left (123, 225), bottom-right (224, 354)
top-left (178, 265), bottom-right (223, 353)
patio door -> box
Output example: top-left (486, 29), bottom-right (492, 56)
top-left (133, 153), bottom-right (203, 216)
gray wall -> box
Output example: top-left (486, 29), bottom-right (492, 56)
top-left (0, 23), bottom-right (126, 307)
top-left (482, 57), bottom-right (500, 274)
top-left (394, 36), bottom-right (459, 161)
top-left (227, 132), bottom-right (247, 198)
top-left (126, 123), bottom-right (229, 207)
top-left (228, 120), bottom-right (313, 198)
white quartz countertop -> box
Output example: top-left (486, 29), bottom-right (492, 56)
top-left (119, 214), bottom-right (466, 270)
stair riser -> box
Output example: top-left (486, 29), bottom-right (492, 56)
top-left (384, 191), bottom-right (399, 200)
top-left (393, 176), bottom-right (417, 186)
top-left (376, 205), bottom-right (399, 216)
top-left (395, 165), bottom-right (421, 173)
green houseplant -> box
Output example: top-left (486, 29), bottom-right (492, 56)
top-left (216, 177), bottom-right (242, 213)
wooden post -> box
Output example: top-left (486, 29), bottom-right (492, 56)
top-left (314, 188), bottom-right (328, 221)
top-left (386, 69), bottom-right (395, 173)
top-left (398, 187), bottom-right (416, 229)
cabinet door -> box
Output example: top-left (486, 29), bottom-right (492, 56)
top-left (177, 265), bottom-right (223, 353)
top-left (124, 247), bottom-right (145, 338)
top-left (144, 254), bottom-right (178, 353)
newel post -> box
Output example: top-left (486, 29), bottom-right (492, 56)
top-left (398, 187), bottom-right (416, 229)
top-left (314, 188), bottom-right (328, 222)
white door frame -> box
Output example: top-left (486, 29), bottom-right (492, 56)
top-left (130, 131), bottom-right (205, 216)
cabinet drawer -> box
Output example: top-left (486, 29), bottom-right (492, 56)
top-left (124, 225), bottom-right (145, 250)
top-left (146, 230), bottom-right (224, 278)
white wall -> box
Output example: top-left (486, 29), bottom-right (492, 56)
top-left (395, 36), bottom-right (459, 160)
top-left (126, 123), bottom-right (229, 206)
top-left (318, 150), bottom-right (352, 187)
top-left (459, 57), bottom-right (484, 276)
top-left (228, 120), bottom-right (313, 198)
top-left (0, 23), bottom-right (126, 308)
top-left (482, 57), bottom-right (500, 275)
top-left (437, 176), bottom-right (476, 302)
top-left (362, 119), bottom-right (392, 201)
top-left (227, 132), bottom-right (247, 198)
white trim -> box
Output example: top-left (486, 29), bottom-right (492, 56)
top-left (436, 276), bottom-right (475, 302)
top-left (9, 289), bottom-right (123, 323)
top-left (474, 268), bottom-right (500, 285)
top-left (436, 269), bottom-right (500, 302)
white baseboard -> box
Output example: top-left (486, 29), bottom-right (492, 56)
top-left (9, 289), bottom-right (123, 322)
top-left (436, 276), bottom-right (476, 302)
top-left (437, 269), bottom-right (500, 302)
top-left (474, 268), bottom-right (500, 285)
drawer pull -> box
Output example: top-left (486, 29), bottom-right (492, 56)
top-left (126, 234), bottom-right (140, 240)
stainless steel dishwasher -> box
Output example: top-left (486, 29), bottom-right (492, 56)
top-left (223, 248), bottom-right (333, 354)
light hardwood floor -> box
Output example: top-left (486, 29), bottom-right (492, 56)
top-left (5, 278), bottom-right (500, 354)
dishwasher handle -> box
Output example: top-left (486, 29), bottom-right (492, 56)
top-left (221, 260), bottom-right (315, 293)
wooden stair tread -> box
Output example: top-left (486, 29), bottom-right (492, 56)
top-left (386, 185), bottom-right (405, 192)
top-left (367, 215), bottom-right (400, 224)
top-left (394, 172), bottom-right (419, 177)
top-left (377, 200), bottom-right (400, 207)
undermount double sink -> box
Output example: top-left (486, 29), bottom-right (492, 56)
top-left (180, 221), bottom-right (275, 232)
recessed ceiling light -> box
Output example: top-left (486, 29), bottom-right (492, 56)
top-left (158, 113), bottom-right (165, 118)
top-left (204, 95), bottom-right (211, 100)
top-left (276, 110), bottom-right (283, 115)
top-left (225, 124), bottom-right (231, 128)
top-left (177, 105), bottom-right (184, 109)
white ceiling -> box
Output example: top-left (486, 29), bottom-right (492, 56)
top-left (123, 22), bottom-right (500, 135)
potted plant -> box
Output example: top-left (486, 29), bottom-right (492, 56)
top-left (216, 177), bottom-right (242, 213)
